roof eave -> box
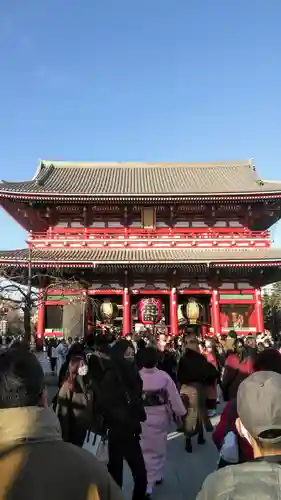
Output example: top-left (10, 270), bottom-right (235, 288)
top-left (1, 190), bottom-right (281, 200)
top-left (1, 258), bottom-right (281, 266)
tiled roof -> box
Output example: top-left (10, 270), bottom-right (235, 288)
top-left (1, 160), bottom-right (281, 198)
top-left (1, 247), bottom-right (281, 266)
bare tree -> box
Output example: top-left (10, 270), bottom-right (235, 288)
top-left (0, 266), bottom-right (91, 341)
top-left (0, 262), bottom-right (103, 341)
top-left (0, 297), bottom-right (24, 336)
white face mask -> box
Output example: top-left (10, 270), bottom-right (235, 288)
top-left (78, 364), bottom-right (88, 377)
top-left (239, 421), bottom-right (252, 445)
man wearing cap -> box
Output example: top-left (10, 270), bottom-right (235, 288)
top-left (197, 371), bottom-right (281, 499)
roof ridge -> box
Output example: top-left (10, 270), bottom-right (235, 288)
top-left (40, 160), bottom-right (251, 169)
top-left (262, 179), bottom-right (281, 184)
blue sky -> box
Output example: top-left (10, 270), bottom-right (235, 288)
top-left (1, 0), bottom-right (281, 248)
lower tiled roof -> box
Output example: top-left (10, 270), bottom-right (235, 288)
top-left (0, 247), bottom-right (281, 266)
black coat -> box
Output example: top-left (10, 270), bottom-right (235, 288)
top-left (100, 360), bottom-right (146, 437)
top-left (178, 349), bottom-right (218, 386)
top-left (158, 350), bottom-right (178, 383)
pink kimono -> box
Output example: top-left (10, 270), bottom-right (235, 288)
top-left (140, 367), bottom-right (186, 490)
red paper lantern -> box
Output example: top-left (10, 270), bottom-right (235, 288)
top-left (138, 297), bottom-right (162, 325)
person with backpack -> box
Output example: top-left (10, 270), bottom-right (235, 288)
top-left (101, 339), bottom-right (147, 500)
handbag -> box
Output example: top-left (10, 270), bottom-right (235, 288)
top-left (83, 431), bottom-right (109, 464)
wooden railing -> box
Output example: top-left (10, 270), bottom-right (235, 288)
top-left (28, 227), bottom-right (271, 241)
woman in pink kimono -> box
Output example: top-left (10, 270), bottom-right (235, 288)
top-left (139, 347), bottom-right (186, 498)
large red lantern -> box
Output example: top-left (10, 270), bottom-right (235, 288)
top-left (138, 297), bottom-right (162, 325)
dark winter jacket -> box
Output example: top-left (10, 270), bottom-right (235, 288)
top-left (158, 350), bottom-right (178, 383)
top-left (100, 360), bottom-right (146, 436)
top-left (87, 350), bottom-right (112, 386)
top-left (0, 406), bottom-right (123, 500)
top-left (178, 349), bottom-right (218, 386)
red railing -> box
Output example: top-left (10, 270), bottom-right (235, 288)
top-left (28, 227), bottom-right (270, 241)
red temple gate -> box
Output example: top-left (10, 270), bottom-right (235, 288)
top-left (0, 159), bottom-right (280, 338)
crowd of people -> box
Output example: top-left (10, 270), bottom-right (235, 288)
top-left (0, 329), bottom-right (280, 499)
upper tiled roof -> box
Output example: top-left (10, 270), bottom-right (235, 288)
top-left (1, 159), bottom-right (281, 199)
top-left (1, 247), bottom-right (281, 266)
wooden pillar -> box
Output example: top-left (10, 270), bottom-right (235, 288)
top-left (37, 289), bottom-right (45, 340)
top-left (211, 289), bottom-right (220, 335)
top-left (170, 287), bottom-right (178, 336)
top-left (254, 288), bottom-right (264, 333)
top-left (123, 287), bottom-right (131, 336)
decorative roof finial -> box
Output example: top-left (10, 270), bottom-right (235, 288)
top-left (249, 157), bottom-right (255, 171)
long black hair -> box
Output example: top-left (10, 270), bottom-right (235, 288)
top-left (110, 339), bottom-right (140, 391)
top-left (234, 337), bottom-right (255, 363)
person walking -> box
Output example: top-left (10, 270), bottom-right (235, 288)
top-left (140, 347), bottom-right (186, 497)
top-left (221, 337), bottom-right (254, 401)
top-left (0, 348), bottom-right (123, 500)
top-left (55, 354), bottom-right (89, 447)
top-left (197, 371), bottom-right (281, 499)
top-left (48, 339), bottom-right (58, 374)
top-left (56, 338), bottom-right (68, 377)
top-left (158, 342), bottom-right (178, 384)
top-left (178, 335), bottom-right (218, 453)
top-left (212, 347), bottom-right (281, 467)
top-left (203, 338), bottom-right (222, 416)
top-left (101, 339), bottom-right (147, 500)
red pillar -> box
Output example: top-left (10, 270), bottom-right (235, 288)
top-left (123, 287), bottom-right (131, 336)
top-left (211, 289), bottom-right (220, 336)
top-left (254, 288), bottom-right (264, 333)
top-left (37, 289), bottom-right (45, 340)
top-left (170, 287), bottom-right (178, 336)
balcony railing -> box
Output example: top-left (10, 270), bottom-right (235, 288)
top-left (28, 227), bottom-right (270, 241)
top-left (27, 227), bottom-right (271, 250)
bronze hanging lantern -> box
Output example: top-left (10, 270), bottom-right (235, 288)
top-left (100, 299), bottom-right (118, 321)
top-left (186, 298), bottom-right (200, 324)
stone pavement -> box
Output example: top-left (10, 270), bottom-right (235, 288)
top-left (122, 423), bottom-right (219, 500)
top-left (38, 352), bottom-right (219, 500)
